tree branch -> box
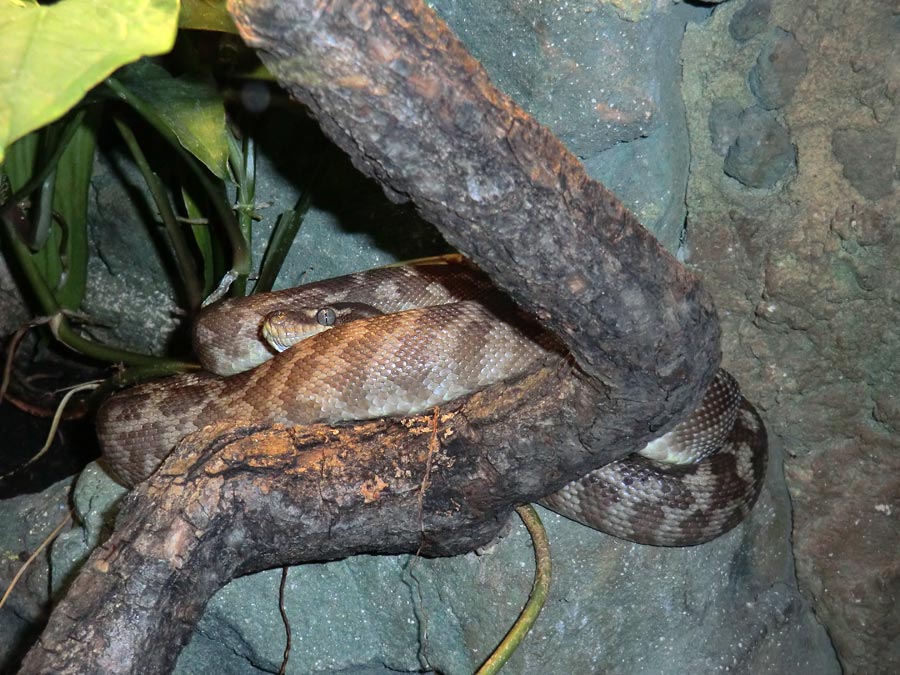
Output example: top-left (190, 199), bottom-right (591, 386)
top-left (227, 0), bottom-right (721, 429)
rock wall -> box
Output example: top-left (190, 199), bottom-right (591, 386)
top-left (682, 1), bottom-right (899, 672)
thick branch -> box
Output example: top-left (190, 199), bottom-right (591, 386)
top-left (23, 370), bottom-right (602, 673)
top-left (228, 0), bottom-right (721, 433)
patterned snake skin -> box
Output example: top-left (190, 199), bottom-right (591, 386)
top-left (96, 261), bottom-right (767, 546)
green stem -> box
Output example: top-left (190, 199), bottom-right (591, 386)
top-left (10, 110), bottom-right (86, 204)
top-left (227, 133), bottom-right (256, 297)
top-left (225, 132), bottom-right (245, 186)
top-left (254, 156), bottom-right (323, 294)
top-left (31, 168), bottom-right (56, 250)
top-left (113, 117), bottom-right (203, 311)
top-left (187, 151), bottom-right (250, 294)
top-left (86, 360), bottom-right (201, 410)
top-left (0, 219), bottom-right (194, 370)
top-left (107, 77), bottom-right (250, 294)
top-left (253, 208), bottom-right (302, 295)
top-left (51, 315), bottom-right (193, 370)
top-left (475, 505), bottom-right (552, 675)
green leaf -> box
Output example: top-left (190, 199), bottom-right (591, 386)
top-left (3, 113), bottom-right (96, 309)
top-left (113, 59), bottom-right (230, 179)
top-left (51, 113), bottom-right (97, 308)
top-left (179, 0), bottom-right (237, 33)
top-left (0, 0), bottom-right (179, 164)
top-left (181, 183), bottom-right (215, 295)
top-left (2, 122), bottom-right (38, 192)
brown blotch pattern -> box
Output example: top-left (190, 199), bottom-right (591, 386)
top-left (99, 264), bottom-right (767, 547)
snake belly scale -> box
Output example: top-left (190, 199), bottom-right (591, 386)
top-left (96, 261), bottom-right (767, 546)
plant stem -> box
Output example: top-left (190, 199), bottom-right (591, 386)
top-left (11, 110), bottom-right (87, 204)
top-left (1, 219), bottom-right (194, 370)
top-left (227, 132), bottom-right (256, 296)
top-left (113, 117), bottom-right (203, 311)
top-left (107, 77), bottom-right (250, 296)
top-left (254, 155), bottom-right (324, 294)
top-left (475, 505), bottom-right (552, 675)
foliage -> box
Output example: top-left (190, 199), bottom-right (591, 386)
top-left (0, 0), bottom-right (181, 163)
top-left (0, 0), bottom-right (306, 375)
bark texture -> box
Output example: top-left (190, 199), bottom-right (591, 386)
top-left (227, 0), bottom-right (722, 425)
top-left (21, 0), bottom-right (723, 671)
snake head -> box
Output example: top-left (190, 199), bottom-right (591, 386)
top-left (261, 302), bottom-right (384, 353)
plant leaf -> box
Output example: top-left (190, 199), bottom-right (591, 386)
top-left (0, 0), bottom-right (179, 163)
top-left (114, 59), bottom-right (230, 179)
top-left (179, 0), bottom-right (237, 33)
top-left (51, 113), bottom-right (97, 308)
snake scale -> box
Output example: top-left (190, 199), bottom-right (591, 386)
top-left (96, 260), bottom-right (767, 546)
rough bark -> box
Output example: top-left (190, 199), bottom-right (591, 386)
top-left (22, 0), bottom-right (724, 671)
top-left (24, 371), bottom-right (599, 673)
top-left (227, 0), bottom-right (722, 427)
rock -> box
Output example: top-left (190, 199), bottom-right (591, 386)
top-left (729, 0), bottom-right (772, 42)
top-left (832, 127), bottom-right (898, 201)
top-left (724, 106), bottom-right (796, 188)
top-left (0, 478), bottom-right (73, 672)
top-left (787, 435), bottom-right (900, 675)
top-left (683, 2), bottom-right (900, 669)
top-left (45, 443), bottom-right (836, 675)
top-left (708, 98), bottom-right (744, 156)
top-left (84, 149), bottom-right (183, 355)
top-left (748, 28), bottom-right (808, 110)
top-left (873, 387), bottom-right (900, 431)
top-left (430, 0), bottom-right (702, 250)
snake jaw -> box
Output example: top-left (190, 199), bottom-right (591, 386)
top-left (261, 302), bottom-right (388, 354)
top-left (261, 309), bottom-right (331, 353)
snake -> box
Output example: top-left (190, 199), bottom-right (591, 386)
top-left (96, 260), bottom-right (767, 546)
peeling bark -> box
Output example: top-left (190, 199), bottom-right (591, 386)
top-left (21, 0), bottom-right (723, 671)
top-left (226, 0), bottom-right (721, 415)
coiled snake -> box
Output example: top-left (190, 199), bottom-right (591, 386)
top-left (96, 260), bottom-right (767, 546)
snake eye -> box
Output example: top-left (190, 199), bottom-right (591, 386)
top-left (316, 307), bottom-right (337, 326)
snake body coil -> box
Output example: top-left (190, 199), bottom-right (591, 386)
top-left (97, 262), bottom-right (767, 546)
